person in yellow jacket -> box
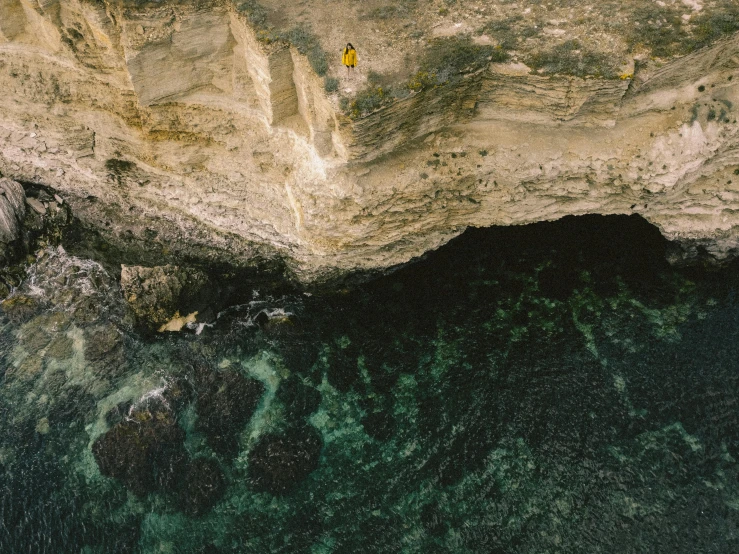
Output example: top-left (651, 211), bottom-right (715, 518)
top-left (342, 43), bottom-right (357, 76)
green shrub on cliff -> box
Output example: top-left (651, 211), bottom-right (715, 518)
top-left (343, 36), bottom-right (506, 119)
top-left (626, 3), bottom-right (692, 58)
top-left (406, 36), bottom-right (507, 92)
top-left (324, 76), bottom-right (339, 93)
top-left (236, 0), bottom-right (269, 27)
top-left (478, 15), bottom-right (541, 50)
top-left (692, 5), bottom-right (739, 50)
top-left (361, 0), bottom-right (417, 20)
top-left (235, 2), bottom-right (329, 77)
top-left (345, 86), bottom-right (390, 119)
top-left (627, 1), bottom-right (739, 58)
top-left (283, 25), bottom-right (329, 76)
top-left (526, 40), bottom-right (617, 79)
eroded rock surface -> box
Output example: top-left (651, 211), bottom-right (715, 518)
top-left (120, 264), bottom-right (209, 331)
top-left (0, 1), bottom-right (739, 280)
top-left (0, 178), bottom-right (25, 245)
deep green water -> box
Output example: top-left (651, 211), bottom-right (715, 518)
top-left (1, 215), bottom-right (739, 553)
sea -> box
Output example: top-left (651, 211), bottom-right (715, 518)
top-left (1, 214), bottom-right (738, 553)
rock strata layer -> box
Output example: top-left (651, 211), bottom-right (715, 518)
top-left (1, 0), bottom-right (739, 281)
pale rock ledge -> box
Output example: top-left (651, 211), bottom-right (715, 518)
top-left (1, 0), bottom-right (739, 281)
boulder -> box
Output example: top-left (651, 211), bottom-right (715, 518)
top-left (193, 364), bottom-right (265, 457)
top-left (247, 425), bottom-right (323, 495)
top-left (0, 178), bottom-right (26, 245)
top-left (176, 457), bottom-right (226, 517)
top-left (92, 398), bottom-right (187, 497)
top-left (0, 294), bottom-right (42, 323)
top-left (120, 264), bottom-right (210, 332)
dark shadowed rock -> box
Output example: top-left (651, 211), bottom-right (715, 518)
top-left (247, 425), bottom-right (322, 495)
top-left (194, 365), bottom-right (265, 457)
top-left (0, 295), bottom-right (42, 324)
top-left (276, 376), bottom-right (321, 422)
top-left (361, 410), bottom-right (394, 442)
top-left (177, 457), bottom-right (226, 517)
top-left (538, 264), bottom-right (581, 300)
top-left (92, 399), bottom-right (187, 497)
top-left (120, 264), bottom-right (210, 332)
top-left (364, 354), bottom-right (400, 394)
top-left (326, 344), bottom-right (360, 393)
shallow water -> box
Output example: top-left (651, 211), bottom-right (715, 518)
top-left (1, 215), bottom-right (738, 553)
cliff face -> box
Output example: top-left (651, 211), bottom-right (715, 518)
top-left (1, 0), bottom-right (739, 281)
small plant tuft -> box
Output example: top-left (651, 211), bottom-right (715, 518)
top-left (346, 86), bottom-right (390, 118)
top-left (324, 76), bottom-right (339, 93)
top-left (236, 0), bottom-right (269, 27)
top-left (105, 158), bottom-right (135, 174)
top-left (367, 70), bottom-right (384, 86)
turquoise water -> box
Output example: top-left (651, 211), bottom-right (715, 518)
top-left (1, 215), bottom-right (739, 553)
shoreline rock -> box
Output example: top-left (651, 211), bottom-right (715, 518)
top-left (0, 178), bottom-right (25, 245)
top-left (120, 264), bottom-right (210, 332)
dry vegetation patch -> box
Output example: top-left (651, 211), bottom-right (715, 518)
top-left (241, 0), bottom-right (739, 117)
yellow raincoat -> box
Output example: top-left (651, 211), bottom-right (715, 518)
top-left (342, 48), bottom-right (357, 67)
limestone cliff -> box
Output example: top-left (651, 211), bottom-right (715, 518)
top-left (1, 0), bottom-right (739, 281)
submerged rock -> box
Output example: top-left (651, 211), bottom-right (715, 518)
top-left (0, 295), bottom-right (42, 324)
top-left (45, 333), bottom-right (74, 360)
top-left (275, 376), bottom-right (321, 422)
top-left (92, 399), bottom-right (187, 497)
top-left (247, 425), bottom-right (322, 495)
top-left (48, 384), bottom-right (97, 425)
top-left (120, 264), bottom-right (210, 332)
top-left (177, 457), bottom-right (226, 517)
top-left (193, 365), bottom-right (265, 457)
top-left (361, 410), bottom-right (394, 442)
top-left (326, 344), bottom-right (360, 393)
top-left (83, 323), bottom-right (126, 377)
top-left (0, 178), bottom-right (26, 246)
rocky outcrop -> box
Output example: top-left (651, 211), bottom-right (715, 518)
top-left (0, 177), bottom-right (25, 245)
top-left (119, 264), bottom-right (209, 331)
top-left (1, 0), bottom-right (739, 281)
top-left (0, 180), bottom-right (77, 297)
